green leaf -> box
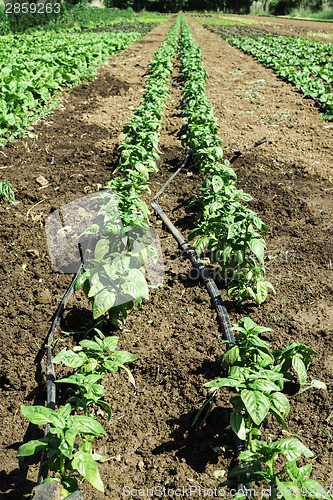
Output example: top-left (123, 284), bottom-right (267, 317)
top-left (94, 238), bottom-right (109, 259)
top-left (205, 377), bottom-right (243, 389)
top-left (270, 392), bottom-right (290, 417)
top-left (102, 336), bottom-right (119, 351)
top-left (227, 459), bottom-right (261, 478)
top-left (56, 403), bottom-right (72, 420)
top-left (274, 438), bottom-right (313, 461)
top-left (53, 349), bottom-right (87, 368)
top-left (276, 480), bottom-right (303, 500)
top-left (301, 479), bottom-right (331, 500)
top-left (221, 345), bottom-right (239, 369)
top-left (93, 289), bottom-right (116, 319)
top-left (222, 244), bottom-right (232, 263)
top-left (72, 450), bottom-right (104, 492)
top-left (297, 379), bottom-right (327, 395)
top-left (71, 415), bottom-right (105, 437)
top-left (64, 429), bottom-right (77, 449)
top-left (98, 400), bottom-right (112, 421)
top-left (240, 389), bottom-right (270, 425)
top-left (21, 405), bottom-right (64, 429)
top-left (251, 379), bottom-right (281, 393)
top-left (237, 317), bottom-right (273, 335)
top-left (79, 340), bottom-right (101, 350)
top-left (270, 406), bottom-right (288, 431)
top-left (112, 351), bottom-right (137, 365)
top-left (230, 411), bottom-right (246, 440)
top-left (292, 356), bottom-right (307, 387)
top-left (254, 280), bottom-right (269, 305)
top-left (17, 438), bottom-right (48, 459)
top-left (212, 175), bottom-right (224, 193)
top-left (286, 461), bottom-right (312, 481)
top-left (88, 273), bottom-right (105, 298)
top-left (195, 235), bottom-right (210, 256)
top-left (127, 268), bottom-right (149, 300)
top-left (75, 272), bottom-right (89, 291)
top-left (227, 222), bottom-right (240, 239)
top-left (147, 244), bottom-right (158, 264)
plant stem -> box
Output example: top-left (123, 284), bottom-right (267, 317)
top-left (59, 455), bottom-right (66, 479)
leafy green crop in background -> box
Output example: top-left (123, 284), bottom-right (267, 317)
top-left (205, 23), bottom-right (333, 119)
top-left (0, 31), bottom-right (142, 146)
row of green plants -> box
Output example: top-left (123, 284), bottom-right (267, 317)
top-left (179, 15), bottom-right (274, 305)
top-left (179, 16), bottom-right (329, 498)
top-left (205, 317), bottom-right (329, 499)
top-left (74, 16), bottom-right (181, 325)
top-left (79, 21), bottom-right (160, 35)
top-left (18, 328), bottom-right (137, 497)
top-left (204, 23), bottom-right (333, 119)
top-left (17, 17), bottom-right (181, 497)
top-left (0, 30), bottom-right (144, 146)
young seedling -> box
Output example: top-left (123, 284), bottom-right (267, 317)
top-left (53, 329), bottom-right (137, 385)
top-left (0, 180), bottom-right (16, 204)
top-left (56, 372), bottom-right (112, 420)
top-left (17, 403), bottom-right (105, 497)
top-left (224, 439), bottom-right (331, 500)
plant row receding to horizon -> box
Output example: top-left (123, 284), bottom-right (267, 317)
top-left (13, 13), bottom-right (330, 500)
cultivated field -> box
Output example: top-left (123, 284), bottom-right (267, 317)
top-left (0, 12), bottom-right (332, 499)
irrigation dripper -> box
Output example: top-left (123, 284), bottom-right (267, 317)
top-left (230, 136), bottom-right (267, 163)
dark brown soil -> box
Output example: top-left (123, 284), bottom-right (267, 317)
top-left (0, 14), bottom-right (332, 500)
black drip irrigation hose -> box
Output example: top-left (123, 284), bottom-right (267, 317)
top-left (151, 132), bottom-right (251, 493)
top-left (38, 264), bottom-right (84, 486)
top-left (152, 143), bottom-right (235, 344)
top-left (37, 238), bottom-right (93, 487)
top-left (230, 136), bottom-right (267, 163)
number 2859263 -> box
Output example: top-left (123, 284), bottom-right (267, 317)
top-left (5, 2), bottom-right (61, 14)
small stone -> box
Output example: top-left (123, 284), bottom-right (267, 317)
top-left (27, 249), bottom-right (40, 258)
top-left (36, 175), bottom-right (48, 187)
top-left (137, 460), bottom-right (145, 472)
top-left (35, 289), bottom-right (52, 304)
top-left (117, 133), bottom-right (126, 143)
top-left (31, 480), bottom-right (62, 500)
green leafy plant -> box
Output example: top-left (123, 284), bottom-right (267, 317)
top-left (197, 316), bottom-right (327, 496)
top-left (73, 18), bottom-right (181, 324)
top-left (0, 180), bottom-right (16, 204)
top-left (0, 30), bottom-right (143, 146)
top-left (272, 342), bottom-right (318, 389)
top-left (17, 403), bottom-right (105, 497)
top-left (207, 23), bottom-right (333, 120)
top-left (221, 317), bottom-right (274, 370)
top-left (180, 17), bottom-right (274, 305)
top-left (56, 373), bottom-right (112, 420)
top-left (205, 364), bottom-right (290, 445)
top-left (225, 439), bottom-right (331, 500)
top-left (53, 329), bottom-right (137, 383)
